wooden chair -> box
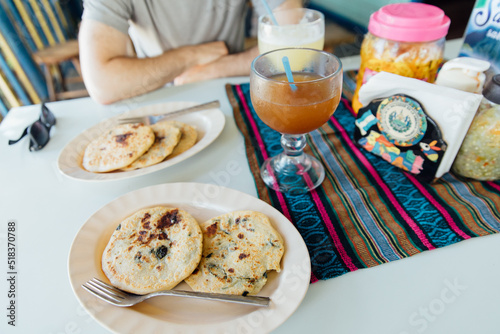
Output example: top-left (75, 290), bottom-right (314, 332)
top-left (32, 39), bottom-right (88, 102)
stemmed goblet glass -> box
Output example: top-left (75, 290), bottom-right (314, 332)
top-left (250, 48), bottom-right (343, 194)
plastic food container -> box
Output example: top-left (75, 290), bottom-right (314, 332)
top-left (352, 3), bottom-right (450, 113)
top-left (452, 74), bottom-right (500, 181)
top-left (435, 57), bottom-right (490, 93)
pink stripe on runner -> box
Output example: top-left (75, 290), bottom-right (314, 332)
top-left (311, 188), bottom-right (358, 271)
top-left (330, 116), bottom-right (436, 250)
top-left (488, 181), bottom-right (500, 192)
top-left (407, 175), bottom-right (471, 240)
top-left (236, 86), bottom-right (268, 158)
top-left (298, 165), bottom-right (358, 271)
top-left (235, 85), bottom-right (292, 221)
top-left (310, 272), bottom-right (318, 283)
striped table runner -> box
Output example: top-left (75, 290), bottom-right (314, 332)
top-left (226, 82), bottom-right (500, 283)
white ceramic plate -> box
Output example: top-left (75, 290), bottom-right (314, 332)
top-left (68, 183), bottom-right (310, 334)
top-left (57, 101), bottom-right (225, 181)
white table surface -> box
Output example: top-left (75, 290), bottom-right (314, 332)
top-left (2, 39), bottom-right (499, 334)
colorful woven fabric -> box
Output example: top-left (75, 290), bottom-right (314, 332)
top-left (226, 82), bottom-right (500, 283)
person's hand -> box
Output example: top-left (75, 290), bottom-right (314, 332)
top-left (173, 63), bottom-right (217, 85)
top-left (174, 46), bottom-right (259, 86)
top-left (193, 41), bottom-right (228, 66)
top-left (173, 41), bottom-right (228, 85)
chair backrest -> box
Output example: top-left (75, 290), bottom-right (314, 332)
top-left (0, 0), bottom-right (83, 115)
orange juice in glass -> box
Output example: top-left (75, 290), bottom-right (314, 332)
top-left (250, 48), bottom-right (342, 194)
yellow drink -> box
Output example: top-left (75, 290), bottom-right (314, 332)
top-left (258, 37), bottom-right (325, 54)
top-left (258, 37), bottom-right (325, 71)
top-left (258, 8), bottom-right (325, 61)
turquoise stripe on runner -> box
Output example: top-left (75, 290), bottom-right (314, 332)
top-left (235, 84), bottom-right (352, 279)
top-left (331, 111), bottom-right (437, 250)
top-left (309, 130), bottom-right (402, 262)
top-left (335, 101), bottom-right (465, 248)
top-left (442, 174), bottom-right (500, 231)
top-left (228, 82), bottom-right (500, 283)
top-left (315, 124), bottom-right (424, 257)
top-left (307, 137), bottom-right (391, 265)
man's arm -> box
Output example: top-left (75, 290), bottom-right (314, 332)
top-left (173, 0), bottom-right (303, 86)
top-left (78, 19), bottom-right (228, 104)
top-left (173, 46), bottom-right (259, 86)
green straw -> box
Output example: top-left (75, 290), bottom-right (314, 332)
top-left (260, 0), bottom-right (279, 25)
top-left (282, 56), bottom-right (297, 91)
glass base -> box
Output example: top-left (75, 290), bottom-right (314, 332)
top-left (260, 152), bottom-right (325, 195)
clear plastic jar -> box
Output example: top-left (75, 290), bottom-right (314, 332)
top-left (352, 3), bottom-right (450, 113)
top-left (452, 75), bottom-right (500, 181)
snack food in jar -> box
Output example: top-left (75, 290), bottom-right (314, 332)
top-left (452, 74), bottom-right (500, 181)
top-left (352, 3), bottom-right (450, 113)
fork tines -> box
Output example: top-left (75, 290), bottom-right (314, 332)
top-left (82, 278), bottom-right (127, 305)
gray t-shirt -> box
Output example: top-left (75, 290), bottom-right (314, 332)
top-left (82, 0), bottom-right (286, 57)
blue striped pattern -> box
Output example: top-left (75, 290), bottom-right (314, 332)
top-left (0, 0), bottom-right (82, 111)
top-left (229, 82), bottom-right (500, 282)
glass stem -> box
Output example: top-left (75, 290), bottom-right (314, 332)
top-left (278, 134), bottom-right (310, 174)
top-left (281, 134), bottom-right (306, 158)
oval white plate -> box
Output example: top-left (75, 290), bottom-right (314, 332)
top-left (57, 101), bottom-right (225, 181)
top-left (68, 182), bottom-right (310, 334)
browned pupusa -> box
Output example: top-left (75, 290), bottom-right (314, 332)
top-left (165, 120), bottom-right (198, 158)
top-left (82, 123), bottom-right (155, 172)
top-left (102, 207), bottom-right (203, 294)
top-left (185, 211), bottom-right (284, 295)
top-left (121, 122), bottom-right (181, 170)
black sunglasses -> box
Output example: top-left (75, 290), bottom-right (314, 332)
top-left (8, 103), bottom-right (56, 151)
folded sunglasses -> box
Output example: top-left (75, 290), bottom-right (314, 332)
top-left (8, 103), bottom-right (56, 151)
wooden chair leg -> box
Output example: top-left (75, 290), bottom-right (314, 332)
top-left (56, 58), bottom-right (88, 100)
top-left (43, 65), bottom-right (56, 102)
top-left (71, 58), bottom-right (82, 77)
top-left (38, 60), bottom-right (88, 101)
top-left (57, 64), bottom-right (69, 92)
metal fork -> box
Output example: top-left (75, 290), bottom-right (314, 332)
top-left (82, 278), bottom-right (270, 307)
top-left (117, 100), bottom-right (220, 125)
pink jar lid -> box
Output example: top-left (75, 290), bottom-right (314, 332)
top-left (368, 3), bottom-right (450, 42)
